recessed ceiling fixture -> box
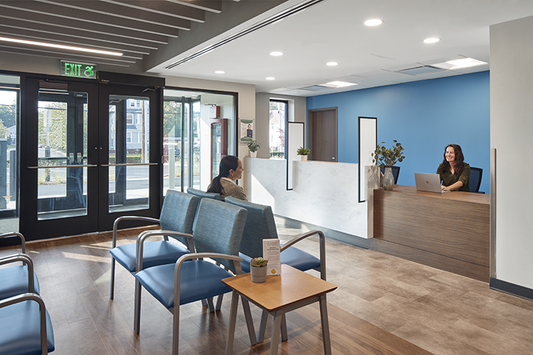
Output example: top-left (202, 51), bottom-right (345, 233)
top-left (364, 19), bottom-right (383, 26)
top-left (326, 62), bottom-right (338, 66)
top-left (270, 51), bottom-right (283, 56)
top-left (326, 81), bottom-right (357, 88)
top-left (215, 70), bottom-right (225, 74)
top-left (424, 37), bottom-right (440, 44)
top-left (266, 77), bottom-right (276, 80)
top-left (0, 36), bottom-right (123, 56)
top-left (432, 57), bottom-right (488, 70)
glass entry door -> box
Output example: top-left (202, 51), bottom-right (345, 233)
top-left (20, 78), bottom-right (160, 240)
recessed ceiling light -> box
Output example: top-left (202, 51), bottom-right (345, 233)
top-left (364, 19), bottom-right (383, 26)
top-left (446, 58), bottom-right (487, 69)
top-left (266, 77), bottom-right (276, 80)
top-left (326, 81), bottom-right (357, 88)
top-left (215, 70), bottom-right (225, 74)
top-left (326, 62), bottom-right (338, 66)
top-left (424, 37), bottom-right (440, 44)
top-left (270, 51), bottom-right (283, 56)
top-left (0, 36), bottom-right (123, 56)
top-left (432, 57), bottom-right (488, 70)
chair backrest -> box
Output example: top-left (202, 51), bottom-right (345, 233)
top-left (225, 197), bottom-right (278, 259)
top-left (192, 199), bottom-right (248, 273)
top-left (159, 190), bottom-right (199, 244)
top-left (187, 187), bottom-right (221, 200)
top-left (380, 166), bottom-right (400, 184)
top-left (469, 167), bottom-right (483, 193)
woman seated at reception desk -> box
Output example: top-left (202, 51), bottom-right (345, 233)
top-left (437, 144), bottom-right (471, 192)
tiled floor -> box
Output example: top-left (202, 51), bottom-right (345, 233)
top-left (276, 223), bottom-right (533, 355)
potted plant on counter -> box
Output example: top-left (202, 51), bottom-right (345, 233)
top-left (372, 140), bottom-right (405, 190)
top-left (296, 146), bottom-right (310, 161)
top-left (250, 257), bottom-right (268, 283)
top-left (247, 140), bottom-right (261, 158)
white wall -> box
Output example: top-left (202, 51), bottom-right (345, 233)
top-left (245, 158), bottom-right (368, 238)
top-left (490, 15), bottom-right (533, 289)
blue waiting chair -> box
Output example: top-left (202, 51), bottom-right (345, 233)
top-left (109, 190), bottom-right (199, 299)
top-left (134, 199), bottom-right (256, 354)
top-left (0, 293), bottom-right (55, 355)
top-left (225, 197), bottom-right (326, 280)
top-left (0, 233), bottom-right (40, 300)
top-left (187, 187), bottom-right (221, 201)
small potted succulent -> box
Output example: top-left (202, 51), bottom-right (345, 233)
top-left (250, 257), bottom-right (268, 283)
top-left (247, 140), bottom-right (261, 158)
top-left (296, 146), bottom-right (310, 161)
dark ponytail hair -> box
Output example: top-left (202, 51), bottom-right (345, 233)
top-left (207, 155), bottom-right (240, 194)
top-left (441, 144), bottom-right (465, 175)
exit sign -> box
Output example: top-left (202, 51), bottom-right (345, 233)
top-left (60, 61), bottom-right (97, 79)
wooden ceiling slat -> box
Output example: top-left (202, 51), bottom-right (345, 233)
top-left (35, 0), bottom-right (192, 30)
top-left (0, 8), bottom-right (170, 44)
top-left (0, 1), bottom-right (183, 36)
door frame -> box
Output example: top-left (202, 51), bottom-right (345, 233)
top-left (18, 73), bottom-right (164, 241)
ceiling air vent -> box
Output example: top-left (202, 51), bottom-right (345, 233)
top-left (300, 85), bottom-right (329, 91)
top-left (395, 65), bottom-right (444, 76)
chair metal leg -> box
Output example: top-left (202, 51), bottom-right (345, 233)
top-left (319, 295), bottom-right (332, 355)
top-left (172, 301), bottom-right (181, 355)
top-left (216, 294), bottom-right (224, 310)
top-left (225, 291), bottom-right (239, 355)
top-left (241, 298), bottom-right (257, 345)
top-left (206, 297), bottom-right (215, 312)
top-left (110, 258), bottom-right (116, 299)
top-left (133, 279), bottom-right (142, 334)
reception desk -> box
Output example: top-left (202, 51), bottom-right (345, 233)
top-left (372, 185), bottom-right (490, 282)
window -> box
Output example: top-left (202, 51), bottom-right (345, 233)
top-left (269, 100), bottom-right (287, 159)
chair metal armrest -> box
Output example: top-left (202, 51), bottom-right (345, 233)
top-left (173, 252), bottom-right (243, 307)
top-left (112, 216), bottom-right (160, 248)
top-left (280, 230), bottom-right (326, 280)
top-left (0, 293), bottom-right (49, 355)
top-left (0, 253), bottom-right (35, 293)
top-left (135, 230), bottom-right (194, 272)
top-left (0, 232), bottom-right (26, 254)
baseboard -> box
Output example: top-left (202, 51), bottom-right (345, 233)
top-left (490, 278), bottom-right (533, 301)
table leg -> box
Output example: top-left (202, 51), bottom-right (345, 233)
top-left (225, 291), bottom-right (240, 355)
top-left (241, 298), bottom-right (257, 345)
top-left (258, 309), bottom-right (268, 343)
top-left (270, 311), bottom-right (283, 355)
top-left (319, 295), bottom-right (332, 355)
top-left (281, 314), bottom-right (288, 342)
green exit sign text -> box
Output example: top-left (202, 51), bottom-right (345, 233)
top-left (60, 61), bottom-right (97, 79)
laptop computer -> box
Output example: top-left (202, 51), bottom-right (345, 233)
top-left (414, 173), bottom-right (449, 193)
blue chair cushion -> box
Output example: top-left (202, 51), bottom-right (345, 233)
top-left (0, 266), bottom-right (40, 299)
top-left (239, 247), bottom-right (320, 273)
top-left (135, 260), bottom-right (234, 309)
top-left (281, 246), bottom-right (321, 271)
top-left (110, 240), bottom-right (189, 273)
top-left (0, 300), bottom-right (55, 355)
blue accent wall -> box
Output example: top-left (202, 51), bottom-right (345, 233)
top-left (307, 71), bottom-right (490, 193)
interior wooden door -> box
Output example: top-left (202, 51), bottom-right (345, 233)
top-left (309, 108), bottom-right (338, 162)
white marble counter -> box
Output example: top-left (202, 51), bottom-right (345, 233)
top-left (244, 158), bottom-right (368, 238)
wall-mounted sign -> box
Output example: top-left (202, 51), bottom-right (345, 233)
top-left (60, 61), bottom-right (97, 79)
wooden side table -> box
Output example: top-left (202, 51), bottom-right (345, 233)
top-left (223, 264), bottom-right (337, 354)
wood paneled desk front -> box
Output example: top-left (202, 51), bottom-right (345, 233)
top-left (372, 185), bottom-right (490, 282)
top-left (223, 264), bottom-right (337, 355)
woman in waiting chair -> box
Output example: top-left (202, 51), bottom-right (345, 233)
top-left (437, 144), bottom-right (470, 192)
top-left (207, 155), bottom-right (247, 201)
